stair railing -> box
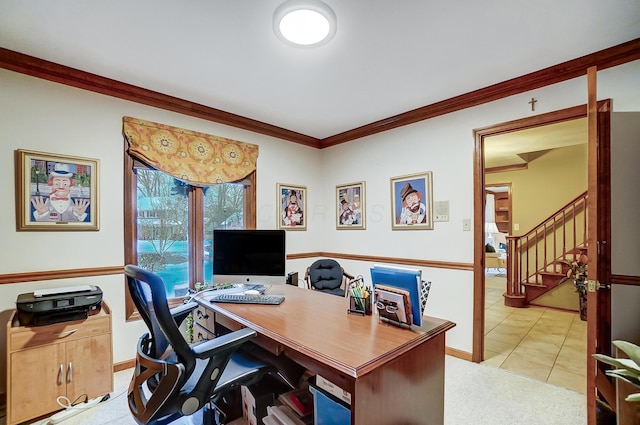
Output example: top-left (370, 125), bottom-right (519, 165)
top-left (505, 191), bottom-right (588, 300)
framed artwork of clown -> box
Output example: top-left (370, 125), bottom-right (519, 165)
top-left (390, 172), bottom-right (433, 230)
top-left (16, 149), bottom-right (99, 231)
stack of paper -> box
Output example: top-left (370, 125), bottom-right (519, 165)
top-left (263, 405), bottom-right (307, 425)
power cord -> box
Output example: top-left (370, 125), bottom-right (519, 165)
top-left (44, 393), bottom-right (111, 424)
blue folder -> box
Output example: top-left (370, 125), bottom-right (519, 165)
top-left (370, 265), bottom-right (422, 327)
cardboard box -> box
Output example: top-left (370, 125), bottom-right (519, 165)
top-left (315, 375), bottom-right (351, 405)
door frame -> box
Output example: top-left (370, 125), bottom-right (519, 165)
top-left (472, 104), bottom-right (590, 362)
top-left (473, 99), bottom-right (613, 422)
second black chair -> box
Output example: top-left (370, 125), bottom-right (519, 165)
top-left (304, 258), bottom-right (355, 297)
top-left (125, 264), bottom-right (276, 425)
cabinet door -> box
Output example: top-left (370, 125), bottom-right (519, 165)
top-left (65, 333), bottom-right (113, 401)
top-left (9, 344), bottom-right (66, 424)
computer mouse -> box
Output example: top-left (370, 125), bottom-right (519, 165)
top-left (244, 289), bottom-right (260, 296)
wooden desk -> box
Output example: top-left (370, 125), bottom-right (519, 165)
top-left (194, 285), bottom-right (454, 425)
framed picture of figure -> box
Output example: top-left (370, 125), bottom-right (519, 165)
top-left (336, 181), bottom-right (365, 230)
top-left (15, 149), bottom-right (99, 231)
top-left (277, 183), bottom-right (307, 230)
top-left (390, 172), bottom-right (433, 230)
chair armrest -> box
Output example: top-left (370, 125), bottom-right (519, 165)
top-left (343, 270), bottom-right (355, 281)
top-left (170, 301), bottom-right (198, 327)
top-left (303, 267), bottom-right (311, 289)
top-left (192, 328), bottom-right (257, 358)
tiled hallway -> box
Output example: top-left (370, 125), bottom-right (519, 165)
top-left (483, 272), bottom-right (587, 393)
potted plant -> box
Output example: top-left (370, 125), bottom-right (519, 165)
top-left (559, 254), bottom-right (588, 320)
top-left (594, 340), bottom-right (640, 402)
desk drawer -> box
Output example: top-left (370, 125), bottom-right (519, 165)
top-left (193, 322), bottom-right (216, 342)
top-left (193, 305), bottom-right (216, 333)
top-left (9, 315), bottom-right (110, 351)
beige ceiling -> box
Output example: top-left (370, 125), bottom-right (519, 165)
top-left (484, 118), bottom-right (588, 169)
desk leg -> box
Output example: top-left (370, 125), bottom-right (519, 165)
top-left (352, 333), bottom-right (445, 425)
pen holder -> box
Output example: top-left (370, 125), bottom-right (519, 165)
top-left (348, 295), bottom-right (372, 316)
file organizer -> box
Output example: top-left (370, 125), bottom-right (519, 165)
top-left (374, 284), bottom-right (412, 327)
top-left (370, 265), bottom-right (423, 327)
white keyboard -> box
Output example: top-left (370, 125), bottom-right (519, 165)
top-left (33, 285), bottom-right (94, 297)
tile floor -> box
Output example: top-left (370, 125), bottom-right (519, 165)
top-left (483, 272), bottom-right (587, 393)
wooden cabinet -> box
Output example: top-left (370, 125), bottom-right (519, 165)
top-left (6, 303), bottom-right (113, 425)
top-left (494, 191), bottom-right (511, 234)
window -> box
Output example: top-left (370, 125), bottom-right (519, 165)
top-left (122, 116), bottom-right (259, 319)
top-left (124, 155), bottom-right (256, 319)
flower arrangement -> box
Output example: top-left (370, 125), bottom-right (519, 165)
top-left (559, 254), bottom-right (588, 294)
top-left (559, 253), bottom-right (588, 320)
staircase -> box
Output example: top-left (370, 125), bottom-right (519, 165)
top-left (503, 192), bottom-right (588, 308)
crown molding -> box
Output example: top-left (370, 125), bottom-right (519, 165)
top-left (1, 38), bottom-right (638, 149)
top-left (0, 47), bottom-right (320, 148)
top-left (320, 38), bottom-right (640, 147)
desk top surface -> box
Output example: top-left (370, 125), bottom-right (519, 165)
top-left (195, 285), bottom-right (454, 378)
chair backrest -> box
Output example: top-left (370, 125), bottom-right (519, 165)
top-left (125, 264), bottom-right (261, 424)
top-left (305, 258), bottom-right (355, 298)
top-left (307, 259), bottom-right (344, 290)
top-left (125, 264), bottom-right (194, 371)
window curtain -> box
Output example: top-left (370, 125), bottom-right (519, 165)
top-left (123, 116), bottom-right (259, 186)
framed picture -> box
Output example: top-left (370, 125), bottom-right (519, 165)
top-left (15, 149), bottom-right (99, 231)
top-left (390, 171), bottom-right (433, 230)
top-left (336, 181), bottom-right (365, 229)
top-left (277, 183), bottom-right (306, 230)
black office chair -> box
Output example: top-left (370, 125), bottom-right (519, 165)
top-left (304, 259), bottom-right (355, 297)
top-left (125, 265), bottom-right (276, 425)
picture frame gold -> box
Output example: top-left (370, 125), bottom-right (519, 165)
top-left (15, 149), bottom-right (99, 231)
top-left (390, 171), bottom-right (433, 230)
top-left (336, 181), bottom-right (365, 230)
top-left (277, 183), bottom-right (307, 231)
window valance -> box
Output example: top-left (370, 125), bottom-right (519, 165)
top-left (123, 116), bottom-right (259, 186)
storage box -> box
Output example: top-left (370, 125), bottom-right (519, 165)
top-left (241, 377), bottom-right (289, 425)
top-left (309, 383), bottom-right (350, 425)
top-left (315, 375), bottom-right (351, 405)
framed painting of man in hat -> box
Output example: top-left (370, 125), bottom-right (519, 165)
top-left (277, 183), bottom-right (306, 230)
top-left (390, 172), bottom-right (433, 230)
top-left (15, 150), bottom-right (99, 231)
top-left (336, 181), bottom-right (365, 230)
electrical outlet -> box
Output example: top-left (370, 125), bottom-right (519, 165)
top-left (513, 223), bottom-right (520, 231)
top-left (462, 219), bottom-right (471, 231)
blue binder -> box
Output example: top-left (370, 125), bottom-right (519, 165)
top-left (370, 265), bottom-right (422, 327)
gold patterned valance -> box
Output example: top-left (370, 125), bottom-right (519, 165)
top-left (123, 116), bottom-right (259, 186)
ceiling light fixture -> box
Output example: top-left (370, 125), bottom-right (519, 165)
top-left (273, 0), bottom-right (336, 47)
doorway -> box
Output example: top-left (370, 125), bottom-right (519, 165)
top-left (473, 105), bottom-right (589, 393)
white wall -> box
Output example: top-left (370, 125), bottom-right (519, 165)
top-left (1, 59), bottom-right (638, 386)
top-left (0, 68), bottom-right (321, 391)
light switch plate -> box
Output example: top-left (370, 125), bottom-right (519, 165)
top-left (462, 219), bottom-right (471, 231)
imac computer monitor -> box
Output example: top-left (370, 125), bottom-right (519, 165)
top-left (212, 229), bottom-right (286, 286)
top-left (370, 264), bottom-right (423, 327)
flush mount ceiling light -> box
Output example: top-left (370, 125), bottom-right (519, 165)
top-left (273, 0), bottom-right (337, 47)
